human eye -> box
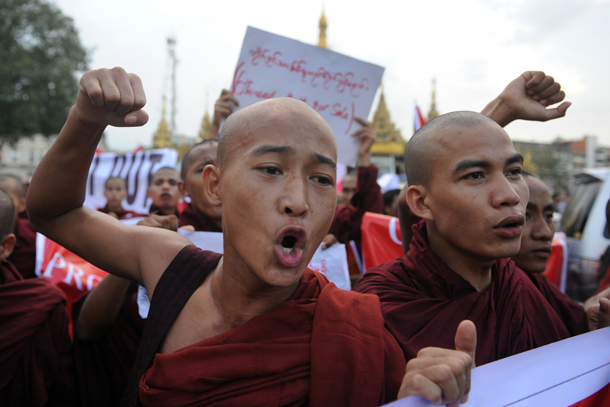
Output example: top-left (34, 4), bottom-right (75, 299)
top-left (525, 211), bottom-right (532, 221)
top-left (507, 167), bottom-right (522, 177)
top-left (544, 212), bottom-right (554, 221)
top-left (311, 175), bottom-right (335, 186)
top-left (258, 166), bottom-right (282, 176)
top-left (464, 171), bottom-right (484, 180)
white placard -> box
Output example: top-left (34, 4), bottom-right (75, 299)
top-left (230, 26), bottom-right (384, 166)
top-left (84, 149), bottom-right (178, 214)
top-left (385, 327), bottom-right (610, 407)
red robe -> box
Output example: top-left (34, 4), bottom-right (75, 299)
top-left (329, 165), bottom-right (383, 245)
top-left (130, 246), bottom-right (403, 406)
top-left (98, 205), bottom-right (143, 219)
top-left (0, 260), bottom-right (76, 406)
top-left (355, 221), bottom-right (572, 367)
top-left (178, 202), bottom-right (222, 232)
top-left (9, 216), bottom-right (37, 279)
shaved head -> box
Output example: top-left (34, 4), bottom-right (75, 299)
top-left (150, 166), bottom-right (180, 186)
top-left (0, 189), bottom-right (15, 239)
top-left (0, 173), bottom-right (25, 197)
top-left (104, 176), bottom-right (126, 189)
top-left (217, 97), bottom-right (335, 169)
top-left (405, 111), bottom-right (497, 187)
top-left (181, 140), bottom-right (218, 181)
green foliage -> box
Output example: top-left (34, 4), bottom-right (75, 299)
top-left (0, 0), bottom-right (88, 144)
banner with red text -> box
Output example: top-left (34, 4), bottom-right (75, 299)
top-left (384, 327), bottom-right (610, 407)
top-left (231, 27), bottom-right (385, 166)
top-left (84, 148), bottom-right (178, 214)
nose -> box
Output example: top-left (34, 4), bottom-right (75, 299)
top-left (491, 175), bottom-right (522, 208)
top-left (280, 174), bottom-right (309, 217)
top-left (532, 217), bottom-right (555, 241)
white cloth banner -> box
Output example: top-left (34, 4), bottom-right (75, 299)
top-left (137, 230), bottom-right (351, 318)
top-left (385, 326), bottom-right (610, 407)
top-left (84, 149), bottom-right (178, 214)
top-left (231, 26), bottom-right (385, 167)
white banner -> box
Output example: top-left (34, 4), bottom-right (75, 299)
top-left (231, 26), bottom-right (384, 167)
top-left (84, 149), bottom-right (178, 214)
top-left (385, 327), bottom-right (610, 407)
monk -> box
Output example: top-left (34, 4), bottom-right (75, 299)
top-left (28, 67), bottom-right (476, 407)
top-left (0, 189), bottom-right (76, 406)
top-left (177, 140), bottom-right (223, 231)
top-left (98, 176), bottom-right (142, 219)
top-left (513, 173), bottom-right (610, 335)
top-left (355, 110), bottom-right (610, 367)
top-left (147, 167), bottom-right (182, 217)
top-left (0, 173), bottom-right (37, 278)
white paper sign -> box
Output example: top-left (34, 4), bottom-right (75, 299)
top-left (230, 26), bottom-right (384, 166)
top-left (84, 149), bottom-right (178, 214)
top-left (384, 326), bottom-right (610, 407)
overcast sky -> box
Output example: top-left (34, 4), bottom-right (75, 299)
top-left (54, 0), bottom-right (610, 152)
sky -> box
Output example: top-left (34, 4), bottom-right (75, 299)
top-left (53, 0), bottom-right (610, 152)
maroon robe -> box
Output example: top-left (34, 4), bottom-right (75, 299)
top-left (9, 216), bottom-right (37, 279)
top-left (0, 260), bottom-right (76, 406)
top-left (355, 220), bottom-right (572, 366)
top-left (526, 272), bottom-right (587, 336)
top-left (123, 246), bottom-right (404, 406)
top-left (98, 205), bottom-right (143, 219)
top-left (178, 202), bottom-right (222, 232)
top-left (329, 164), bottom-right (383, 245)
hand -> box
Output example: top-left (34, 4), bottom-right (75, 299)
top-left (397, 320), bottom-right (476, 407)
top-left (73, 67), bottom-right (148, 128)
top-left (352, 117), bottom-right (376, 167)
top-left (208, 89), bottom-right (239, 139)
top-left (321, 233), bottom-right (337, 250)
top-left (179, 225), bottom-right (196, 232)
top-left (481, 71), bottom-right (571, 127)
top-left (137, 214), bottom-right (179, 231)
top-left (585, 286), bottom-right (610, 331)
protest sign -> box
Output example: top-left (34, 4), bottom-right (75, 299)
top-left (384, 326), bottom-right (610, 407)
top-left (84, 148), bottom-right (178, 214)
top-left (231, 26), bottom-right (385, 166)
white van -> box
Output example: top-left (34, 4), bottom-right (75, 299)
top-left (560, 168), bottom-right (610, 302)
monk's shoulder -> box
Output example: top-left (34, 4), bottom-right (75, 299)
top-left (354, 256), bottom-right (417, 293)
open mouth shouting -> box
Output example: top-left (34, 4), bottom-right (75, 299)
top-left (493, 215), bottom-right (525, 239)
top-left (275, 226), bottom-right (307, 268)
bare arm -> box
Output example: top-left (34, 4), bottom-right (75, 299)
top-left (27, 67), bottom-right (191, 294)
top-left (482, 71), bottom-right (571, 127)
top-left (207, 89), bottom-right (239, 140)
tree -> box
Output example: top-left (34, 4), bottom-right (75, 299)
top-left (0, 0), bottom-right (88, 144)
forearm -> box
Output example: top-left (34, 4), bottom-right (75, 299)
top-left (28, 107), bottom-right (104, 228)
top-left (75, 273), bottom-right (132, 340)
top-left (481, 96), bottom-right (514, 128)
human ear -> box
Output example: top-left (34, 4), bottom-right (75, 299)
top-left (177, 181), bottom-right (186, 197)
top-left (406, 185), bottom-right (435, 222)
top-left (146, 187), bottom-right (152, 199)
top-left (0, 233), bottom-right (16, 260)
top-left (203, 165), bottom-right (222, 207)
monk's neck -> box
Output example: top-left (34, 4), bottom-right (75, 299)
top-left (208, 258), bottom-right (299, 331)
top-left (427, 225), bottom-right (493, 292)
top-left (193, 204), bottom-right (222, 229)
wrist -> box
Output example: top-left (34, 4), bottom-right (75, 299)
top-left (480, 96), bottom-right (515, 128)
top-left (69, 105), bottom-right (107, 134)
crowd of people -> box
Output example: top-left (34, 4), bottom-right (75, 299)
top-left (1, 65), bottom-right (610, 407)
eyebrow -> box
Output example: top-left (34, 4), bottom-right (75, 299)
top-left (252, 144), bottom-right (295, 156)
top-left (313, 152), bottom-right (336, 170)
top-left (454, 153), bottom-right (524, 173)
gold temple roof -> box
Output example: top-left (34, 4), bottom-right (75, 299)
top-left (371, 87), bottom-right (405, 156)
top-left (318, 9), bottom-right (328, 48)
top-left (152, 102), bottom-right (172, 149)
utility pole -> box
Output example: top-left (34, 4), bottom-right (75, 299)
top-left (167, 36), bottom-right (178, 140)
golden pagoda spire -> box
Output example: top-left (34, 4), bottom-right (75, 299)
top-left (427, 77), bottom-right (440, 120)
top-left (152, 97), bottom-right (173, 149)
top-left (371, 84), bottom-right (405, 156)
top-left (198, 92), bottom-right (211, 141)
top-left (318, 8), bottom-right (328, 48)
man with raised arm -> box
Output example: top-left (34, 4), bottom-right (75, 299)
top-left (27, 67), bottom-right (475, 407)
top-left (356, 109), bottom-right (610, 367)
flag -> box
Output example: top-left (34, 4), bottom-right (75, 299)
top-left (414, 105), bottom-right (427, 132)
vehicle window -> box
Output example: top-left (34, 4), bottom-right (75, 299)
top-left (561, 180), bottom-right (602, 238)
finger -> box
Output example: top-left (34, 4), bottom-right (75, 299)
top-left (534, 82), bottom-right (561, 101)
top-left (179, 225), bottom-right (195, 232)
top-left (454, 320), bottom-right (477, 366)
top-left (529, 75), bottom-right (555, 96)
top-left (351, 128), bottom-right (366, 137)
top-left (220, 90), bottom-right (240, 106)
top-left (354, 116), bottom-right (371, 127)
top-left (540, 91), bottom-right (566, 106)
top-left (524, 71), bottom-right (545, 90)
top-left (399, 373), bottom-right (443, 405)
top-left (536, 101), bottom-right (571, 122)
top-left (80, 73), bottom-right (105, 107)
top-left (597, 298), bottom-right (610, 329)
top-left (169, 215), bottom-right (178, 231)
top-left (124, 109), bottom-right (149, 126)
top-left (111, 68), bottom-right (136, 117)
top-left (129, 73), bottom-right (147, 111)
top-left (97, 69), bottom-right (122, 112)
